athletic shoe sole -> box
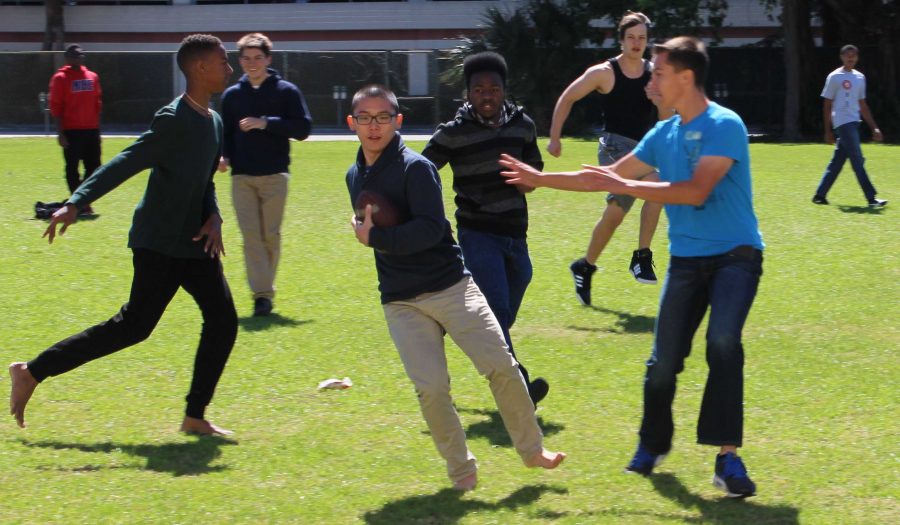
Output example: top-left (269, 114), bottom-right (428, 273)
top-left (713, 474), bottom-right (756, 498)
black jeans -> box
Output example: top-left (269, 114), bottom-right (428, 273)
top-left (62, 129), bottom-right (101, 194)
top-left (28, 248), bottom-right (238, 419)
top-left (639, 246), bottom-right (763, 454)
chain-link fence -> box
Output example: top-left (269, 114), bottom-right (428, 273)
top-left (2, 47), bottom-right (892, 138)
top-left (2, 49), bottom-right (469, 133)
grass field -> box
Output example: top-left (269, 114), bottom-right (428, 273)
top-left (0, 136), bottom-right (897, 524)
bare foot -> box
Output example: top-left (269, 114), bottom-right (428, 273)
top-left (180, 416), bottom-right (233, 436)
top-left (9, 362), bottom-right (38, 428)
top-left (452, 472), bottom-right (477, 491)
top-left (525, 448), bottom-right (566, 469)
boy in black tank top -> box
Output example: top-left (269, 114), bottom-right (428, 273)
top-left (548, 11), bottom-right (669, 306)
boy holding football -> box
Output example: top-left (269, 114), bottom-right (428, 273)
top-left (346, 84), bottom-right (564, 491)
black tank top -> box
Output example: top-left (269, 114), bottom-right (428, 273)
top-left (603, 57), bottom-right (655, 141)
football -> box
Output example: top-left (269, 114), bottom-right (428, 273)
top-left (354, 190), bottom-right (402, 227)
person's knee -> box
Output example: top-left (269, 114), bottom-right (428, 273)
top-left (414, 379), bottom-right (452, 407)
top-left (706, 332), bottom-right (743, 363)
top-left (644, 365), bottom-right (677, 393)
top-left (603, 204), bottom-right (626, 227)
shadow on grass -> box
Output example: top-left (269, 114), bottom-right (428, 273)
top-left (566, 305), bottom-right (655, 334)
top-left (238, 313), bottom-right (312, 332)
top-left (362, 484), bottom-right (568, 524)
top-left (640, 473), bottom-right (799, 524)
top-left (21, 435), bottom-right (237, 476)
top-left (837, 204), bottom-right (885, 214)
top-left (458, 408), bottom-right (564, 447)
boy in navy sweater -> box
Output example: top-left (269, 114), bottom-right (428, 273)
top-left (219, 33), bottom-right (312, 317)
top-left (346, 84), bottom-right (564, 491)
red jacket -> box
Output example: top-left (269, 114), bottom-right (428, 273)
top-left (49, 65), bottom-right (102, 130)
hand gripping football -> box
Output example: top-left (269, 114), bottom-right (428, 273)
top-left (354, 190), bottom-right (401, 228)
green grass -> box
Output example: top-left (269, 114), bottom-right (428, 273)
top-left (0, 137), bottom-right (897, 524)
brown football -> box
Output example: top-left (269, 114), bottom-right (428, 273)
top-left (354, 190), bottom-right (402, 227)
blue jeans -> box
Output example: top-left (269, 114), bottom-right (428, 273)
top-left (815, 121), bottom-right (877, 202)
top-left (639, 246), bottom-right (762, 454)
top-left (457, 227), bottom-right (533, 383)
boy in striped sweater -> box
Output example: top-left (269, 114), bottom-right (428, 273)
top-left (422, 52), bottom-right (549, 406)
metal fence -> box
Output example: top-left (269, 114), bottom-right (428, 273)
top-left (2, 49), bottom-right (465, 133)
top-left (2, 47), bottom-right (891, 138)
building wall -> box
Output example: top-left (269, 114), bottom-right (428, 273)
top-left (0, 0), bottom-right (792, 52)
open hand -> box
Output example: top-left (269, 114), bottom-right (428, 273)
top-left (193, 213), bottom-right (225, 257)
top-left (499, 153), bottom-right (542, 187)
top-left (42, 204), bottom-right (78, 244)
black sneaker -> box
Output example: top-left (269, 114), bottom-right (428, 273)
top-left (569, 258), bottom-right (597, 306)
top-left (630, 248), bottom-right (658, 285)
top-left (713, 452), bottom-right (757, 498)
top-left (528, 378), bottom-right (549, 406)
top-left (253, 297), bottom-right (273, 317)
top-left (812, 195), bottom-right (829, 205)
top-left (868, 198), bottom-right (887, 209)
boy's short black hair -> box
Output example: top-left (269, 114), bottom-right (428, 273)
top-left (463, 51), bottom-right (508, 89)
top-left (351, 84), bottom-right (399, 113)
top-left (653, 36), bottom-right (708, 89)
top-left (840, 44), bottom-right (859, 56)
top-left (176, 34), bottom-right (223, 74)
top-left (238, 33), bottom-right (272, 56)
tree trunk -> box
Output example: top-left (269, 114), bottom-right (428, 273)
top-left (781, 0), bottom-right (817, 140)
top-left (43, 0), bottom-right (65, 52)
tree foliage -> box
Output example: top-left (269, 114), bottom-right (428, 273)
top-left (441, 0), bottom-right (730, 133)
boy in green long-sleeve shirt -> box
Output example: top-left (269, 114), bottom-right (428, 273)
top-left (9, 34), bottom-right (238, 436)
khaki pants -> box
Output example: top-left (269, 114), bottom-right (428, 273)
top-left (232, 173), bottom-right (288, 300)
top-left (382, 276), bottom-right (544, 482)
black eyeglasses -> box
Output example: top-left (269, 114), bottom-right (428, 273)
top-left (353, 113), bottom-right (396, 125)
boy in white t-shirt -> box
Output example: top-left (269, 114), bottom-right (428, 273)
top-left (813, 44), bottom-right (887, 208)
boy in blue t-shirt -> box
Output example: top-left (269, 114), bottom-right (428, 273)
top-left (499, 36), bottom-right (762, 498)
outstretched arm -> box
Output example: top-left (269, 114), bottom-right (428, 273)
top-left (582, 155), bottom-right (734, 205)
top-left (499, 152), bottom-right (655, 192)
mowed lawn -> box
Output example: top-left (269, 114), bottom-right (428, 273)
top-left (0, 136), bottom-right (896, 524)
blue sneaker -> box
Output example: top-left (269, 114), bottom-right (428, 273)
top-left (624, 443), bottom-right (667, 476)
top-left (713, 452), bottom-right (757, 498)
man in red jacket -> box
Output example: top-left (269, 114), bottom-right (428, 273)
top-left (49, 44), bottom-right (102, 208)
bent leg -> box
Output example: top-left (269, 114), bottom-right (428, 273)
top-left (815, 135), bottom-right (848, 198)
top-left (840, 123), bottom-right (878, 201)
top-left (179, 256), bottom-right (238, 420)
top-left (383, 300), bottom-right (476, 483)
top-left (637, 180), bottom-right (663, 250)
top-left (14, 249), bottom-right (179, 427)
top-left (697, 252), bottom-right (762, 447)
top-left (27, 249), bottom-right (180, 381)
top-left (458, 228), bottom-right (530, 382)
top-left (434, 278), bottom-right (547, 463)
top-left (639, 258), bottom-right (709, 454)
top-left (585, 201), bottom-right (626, 264)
